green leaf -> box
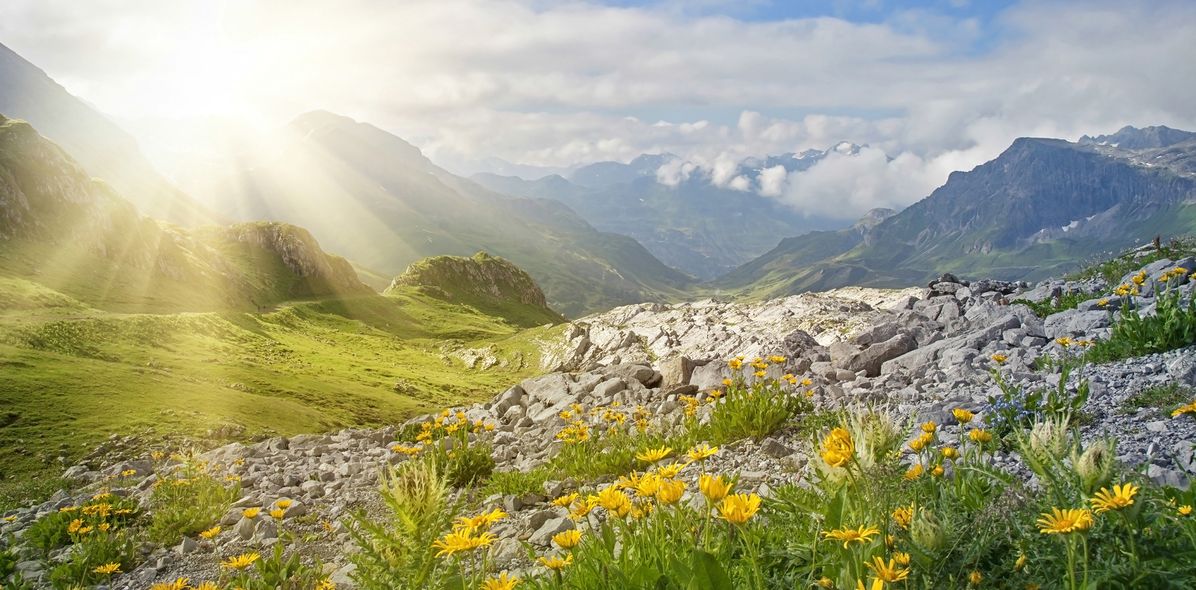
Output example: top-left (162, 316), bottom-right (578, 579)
top-left (686, 550), bottom-right (734, 590)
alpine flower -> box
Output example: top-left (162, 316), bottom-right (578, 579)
top-left (718, 493), bottom-right (761, 525)
top-left (1090, 483), bottom-right (1138, 513)
top-left (1036, 508), bottom-right (1094, 535)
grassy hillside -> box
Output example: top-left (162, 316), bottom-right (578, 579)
top-left (0, 279), bottom-right (563, 510)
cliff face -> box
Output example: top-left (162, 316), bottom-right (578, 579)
top-left (388, 252), bottom-right (552, 309)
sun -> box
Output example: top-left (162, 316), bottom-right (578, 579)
top-left (131, 37), bottom-right (253, 119)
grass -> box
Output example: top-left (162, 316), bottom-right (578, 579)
top-left (1120, 383), bottom-right (1194, 416)
top-left (1010, 290), bottom-right (1092, 318)
top-left (0, 278), bottom-right (557, 511)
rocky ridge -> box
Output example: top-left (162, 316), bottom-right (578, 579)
top-left (3, 254), bottom-right (1196, 588)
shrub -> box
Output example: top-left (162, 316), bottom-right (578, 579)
top-left (1087, 268), bottom-right (1196, 362)
top-left (348, 460), bottom-right (463, 590)
top-left (146, 456), bottom-right (240, 545)
top-left (985, 348), bottom-right (1090, 439)
top-left (219, 544), bottom-right (328, 590)
top-left (706, 374), bottom-right (810, 444)
top-left (1120, 382), bottom-right (1193, 415)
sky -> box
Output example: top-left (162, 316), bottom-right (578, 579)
top-left (2, 0), bottom-right (1195, 219)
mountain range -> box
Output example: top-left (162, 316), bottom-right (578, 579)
top-left (2, 38), bottom-right (1195, 318)
top-left (472, 147), bottom-right (856, 278)
top-left (714, 126), bottom-right (1196, 297)
top-left (183, 111), bottom-right (693, 317)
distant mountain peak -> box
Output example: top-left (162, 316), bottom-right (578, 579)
top-left (1078, 125), bottom-right (1196, 150)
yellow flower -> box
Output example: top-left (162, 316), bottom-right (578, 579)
top-left (67, 518), bottom-right (83, 534)
top-left (754, 370), bottom-right (767, 378)
top-left (455, 508), bottom-right (508, 532)
top-left (552, 493), bottom-right (579, 508)
top-left (1172, 401), bottom-right (1196, 418)
top-left (222, 552), bottom-right (261, 570)
top-left (1015, 553), bottom-right (1027, 571)
top-left (952, 408), bottom-right (974, 424)
top-left (822, 524), bottom-right (881, 549)
top-left (817, 577), bottom-right (834, 588)
top-left (275, 499), bottom-right (293, 510)
top-left (1090, 483), bottom-right (1138, 513)
top-left (722, 378), bottom-right (733, 387)
top-left (991, 353), bottom-right (1008, 364)
top-left (633, 472), bottom-right (663, 498)
top-left (242, 507), bottom-right (262, 519)
top-left (120, 469), bottom-right (137, 477)
top-left (855, 580), bottom-right (883, 590)
top-left (538, 553), bottom-right (573, 571)
top-left (893, 551), bottom-right (911, 566)
top-left (1056, 336), bottom-right (1072, 347)
top-left (1097, 298), bottom-right (1109, 307)
top-left (92, 562), bottom-right (121, 575)
top-left (314, 581), bottom-right (335, 590)
top-left (596, 487), bottom-right (632, 518)
top-left (1178, 505), bottom-right (1192, 517)
top-left (892, 504), bottom-right (914, 529)
top-left (699, 474), bottom-right (732, 503)
top-left (1131, 271), bottom-right (1147, 285)
top-left (432, 530), bottom-right (497, 557)
top-left (820, 427), bottom-right (855, 468)
top-left (717, 493), bottom-right (761, 525)
top-left (150, 578), bottom-right (189, 590)
top-left (569, 496), bottom-right (599, 520)
top-left (636, 446), bottom-right (673, 464)
top-left (941, 447), bottom-right (960, 460)
top-left (865, 556), bottom-right (910, 583)
top-left (269, 508), bottom-right (286, 520)
top-left (655, 463), bottom-right (685, 479)
top-left (655, 479), bottom-right (686, 505)
top-left (552, 529), bottom-right (582, 549)
top-left (903, 464), bottom-right (924, 481)
top-left (728, 359), bottom-right (743, 370)
top-left (968, 570), bottom-right (983, 585)
top-left (481, 572), bottom-right (521, 590)
top-left (968, 429), bottom-right (993, 444)
top-left (769, 355), bottom-right (787, 363)
top-left (197, 526), bottom-right (220, 540)
top-left (931, 465), bottom-right (945, 478)
top-left (1036, 508), bottom-right (1094, 535)
top-left (687, 443), bottom-right (718, 462)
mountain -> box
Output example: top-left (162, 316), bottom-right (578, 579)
top-left (1079, 125), bottom-right (1196, 150)
top-left (0, 114), bottom-right (368, 312)
top-left (717, 127), bottom-right (1196, 295)
top-left (0, 43), bottom-right (216, 225)
top-left (188, 111), bottom-right (693, 316)
top-left (711, 208), bottom-right (896, 297)
top-left (472, 148), bottom-right (858, 278)
top-left (386, 251), bottom-right (565, 327)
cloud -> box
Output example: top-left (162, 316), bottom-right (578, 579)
top-left (1, 0), bottom-right (1194, 220)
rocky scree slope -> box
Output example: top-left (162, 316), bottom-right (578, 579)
top-left (3, 256), bottom-right (1196, 587)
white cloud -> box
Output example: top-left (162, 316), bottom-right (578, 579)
top-left (1, 0), bottom-right (1194, 219)
top-left (757, 165), bottom-right (787, 197)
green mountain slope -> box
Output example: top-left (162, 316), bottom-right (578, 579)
top-left (0, 115), bottom-right (571, 508)
top-left (0, 42), bottom-right (217, 225)
top-left (0, 115), bottom-right (368, 313)
top-left (191, 111), bottom-right (694, 317)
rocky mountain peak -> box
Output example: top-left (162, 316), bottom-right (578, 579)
top-left (1079, 125), bottom-right (1196, 150)
top-left (386, 251), bottom-right (560, 317)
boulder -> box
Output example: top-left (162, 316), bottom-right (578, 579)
top-left (657, 356), bottom-right (694, 386)
top-left (842, 333), bottom-right (917, 377)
